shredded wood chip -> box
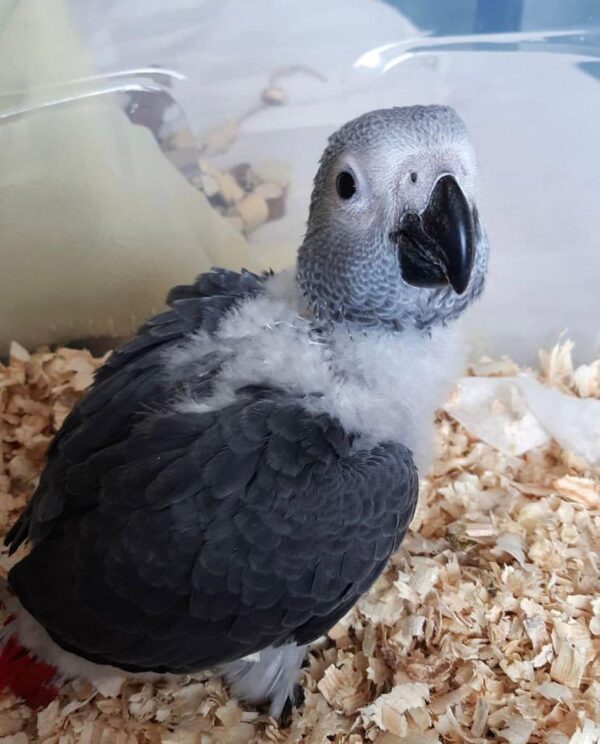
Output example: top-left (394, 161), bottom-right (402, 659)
top-left (553, 475), bottom-right (600, 508)
top-left (361, 683), bottom-right (430, 735)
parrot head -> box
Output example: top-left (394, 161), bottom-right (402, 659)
top-left (297, 105), bottom-right (488, 330)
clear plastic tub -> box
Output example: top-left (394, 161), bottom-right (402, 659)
top-left (1, 0), bottom-right (599, 362)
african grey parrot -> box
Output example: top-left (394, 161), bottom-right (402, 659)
top-left (1, 105), bottom-right (488, 716)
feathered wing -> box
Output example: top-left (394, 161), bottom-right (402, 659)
top-left (5, 268), bottom-right (266, 552)
top-left (9, 392), bottom-right (418, 673)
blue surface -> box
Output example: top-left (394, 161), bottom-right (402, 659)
top-left (382, 0), bottom-right (600, 36)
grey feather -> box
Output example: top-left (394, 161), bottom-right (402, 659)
top-left (221, 644), bottom-right (307, 718)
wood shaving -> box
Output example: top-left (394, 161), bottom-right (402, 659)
top-left (199, 120), bottom-right (241, 157)
top-left (193, 156), bottom-right (289, 237)
top-left (1, 339), bottom-right (600, 742)
top-left (262, 87), bottom-right (288, 106)
top-left (233, 193), bottom-right (270, 233)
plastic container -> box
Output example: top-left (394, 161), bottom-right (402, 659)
top-left (1, 0), bottom-right (599, 362)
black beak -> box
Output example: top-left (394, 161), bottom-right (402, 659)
top-left (392, 175), bottom-right (475, 295)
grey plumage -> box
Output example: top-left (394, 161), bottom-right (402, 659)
top-left (220, 644), bottom-right (307, 717)
top-left (298, 105), bottom-right (487, 329)
top-left (4, 105), bottom-right (488, 716)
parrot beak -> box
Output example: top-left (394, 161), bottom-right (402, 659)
top-left (392, 175), bottom-right (475, 295)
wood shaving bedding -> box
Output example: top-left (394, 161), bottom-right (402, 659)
top-left (0, 339), bottom-right (599, 743)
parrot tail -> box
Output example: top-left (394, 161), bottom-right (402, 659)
top-left (0, 618), bottom-right (59, 709)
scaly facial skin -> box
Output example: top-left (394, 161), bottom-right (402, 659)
top-left (297, 105), bottom-right (489, 330)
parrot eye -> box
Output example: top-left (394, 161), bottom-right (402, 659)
top-left (336, 171), bottom-right (356, 199)
top-left (410, 172), bottom-right (418, 183)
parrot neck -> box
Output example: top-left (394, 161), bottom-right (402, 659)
top-left (320, 320), bottom-right (466, 468)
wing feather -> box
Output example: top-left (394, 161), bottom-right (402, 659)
top-left (10, 394), bottom-right (417, 673)
top-left (5, 269), bottom-right (264, 552)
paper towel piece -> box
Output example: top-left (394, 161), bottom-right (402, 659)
top-left (445, 375), bottom-right (600, 466)
top-left (444, 376), bottom-right (551, 457)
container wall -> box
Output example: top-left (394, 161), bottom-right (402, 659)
top-left (2, 0), bottom-right (599, 362)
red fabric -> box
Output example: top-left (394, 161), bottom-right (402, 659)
top-left (0, 634), bottom-right (59, 708)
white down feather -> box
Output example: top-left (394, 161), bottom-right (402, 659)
top-left (171, 268), bottom-right (466, 472)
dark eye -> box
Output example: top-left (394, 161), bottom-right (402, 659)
top-left (410, 172), bottom-right (418, 183)
top-left (336, 171), bottom-right (356, 199)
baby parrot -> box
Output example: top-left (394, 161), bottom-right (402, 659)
top-left (1, 105), bottom-right (488, 716)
